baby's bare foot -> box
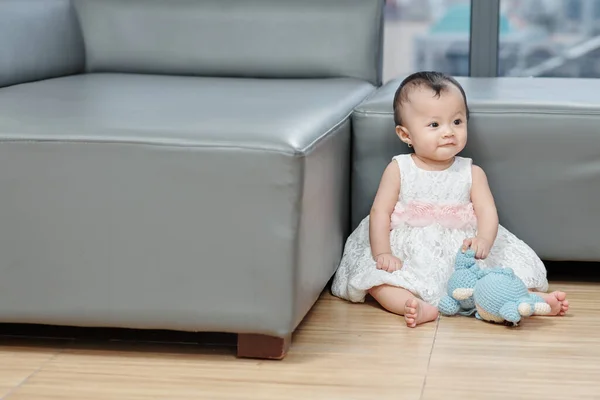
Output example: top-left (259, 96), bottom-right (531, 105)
top-left (404, 298), bottom-right (439, 328)
top-left (537, 291), bottom-right (569, 316)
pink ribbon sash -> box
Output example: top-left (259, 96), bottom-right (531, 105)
top-left (390, 201), bottom-right (477, 229)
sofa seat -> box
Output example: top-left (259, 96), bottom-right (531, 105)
top-left (0, 73), bottom-right (374, 350)
top-left (0, 73), bottom-right (374, 152)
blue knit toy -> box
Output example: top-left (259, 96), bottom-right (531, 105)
top-left (439, 248), bottom-right (551, 325)
top-left (438, 248), bottom-right (483, 316)
top-left (472, 267), bottom-right (551, 325)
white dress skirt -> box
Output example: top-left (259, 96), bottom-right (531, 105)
top-left (331, 154), bottom-right (549, 306)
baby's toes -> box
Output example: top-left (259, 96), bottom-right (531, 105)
top-left (561, 300), bottom-right (570, 315)
top-left (404, 299), bottom-right (417, 313)
top-left (404, 312), bottom-right (416, 327)
top-left (555, 291), bottom-right (567, 302)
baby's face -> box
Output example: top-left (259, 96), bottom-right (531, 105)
top-left (398, 84), bottom-right (468, 162)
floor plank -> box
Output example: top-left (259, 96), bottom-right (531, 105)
top-left (422, 282), bottom-right (600, 400)
top-left (4, 293), bottom-right (436, 400)
top-left (0, 339), bottom-right (64, 398)
top-left (1, 282), bottom-right (597, 400)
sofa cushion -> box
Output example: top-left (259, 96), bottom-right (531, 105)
top-left (0, 73), bottom-right (373, 154)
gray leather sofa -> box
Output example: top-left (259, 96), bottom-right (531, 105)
top-left (0, 0), bottom-right (384, 359)
top-left (352, 76), bottom-right (600, 263)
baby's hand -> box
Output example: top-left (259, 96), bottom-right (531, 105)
top-left (375, 253), bottom-right (403, 272)
top-left (462, 237), bottom-right (491, 259)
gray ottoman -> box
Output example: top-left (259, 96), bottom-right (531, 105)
top-left (351, 77), bottom-right (600, 262)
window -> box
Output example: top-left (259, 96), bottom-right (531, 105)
top-left (498, 0), bottom-right (600, 78)
top-left (383, 0), bottom-right (472, 82)
top-left (382, 0), bottom-right (600, 79)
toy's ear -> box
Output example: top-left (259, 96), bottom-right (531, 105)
top-left (499, 301), bottom-right (521, 324)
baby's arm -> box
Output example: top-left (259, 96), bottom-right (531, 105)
top-left (466, 165), bottom-right (499, 259)
top-left (369, 161), bottom-right (401, 259)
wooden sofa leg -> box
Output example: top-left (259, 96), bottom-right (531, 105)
top-left (237, 333), bottom-right (291, 360)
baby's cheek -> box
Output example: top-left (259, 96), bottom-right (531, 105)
top-left (424, 140), bottom-right (439, 152)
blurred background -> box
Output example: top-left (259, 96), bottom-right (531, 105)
top-left (383, 0), bottom-right (600, 82)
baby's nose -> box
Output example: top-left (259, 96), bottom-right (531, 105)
top-left (442, 128), bottom-right (455, 137)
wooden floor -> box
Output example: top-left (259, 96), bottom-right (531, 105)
top-left (1, 281), bottom-right (598, 400)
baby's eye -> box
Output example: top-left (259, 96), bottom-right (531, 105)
top-left (428, 122), bottom-right (439, 128)
top-left (453, 119), bottom-right (462, 125)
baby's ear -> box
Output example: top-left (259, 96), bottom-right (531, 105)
top-left (395, 125), bottom-right (411, 145)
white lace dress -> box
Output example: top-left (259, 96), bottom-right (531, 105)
top-left (331, 154), bottom-right (549, 306)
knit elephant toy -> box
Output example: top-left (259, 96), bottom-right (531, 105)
top-left (439, 248), bottom-right (551, 325)
top-left (438, 248), bottom-right (485, 317)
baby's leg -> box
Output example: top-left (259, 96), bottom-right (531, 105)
top-left (529, 290), bottom-right (569, 316)
top-left (368, 285), bottom-right (439, 328)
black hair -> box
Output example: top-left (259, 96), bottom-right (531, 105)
top-left (392, 71), bottom-right (470, 126)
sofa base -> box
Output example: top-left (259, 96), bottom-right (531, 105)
top-left (237, 333), bottom-right (291, 360)
top-left (0, 322), bottom-right (292, 360)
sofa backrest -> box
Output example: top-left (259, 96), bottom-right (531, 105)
top-left (73, 0), bottom-right (384, 85)
top-left (0, 0), bottom-right (85, 88)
